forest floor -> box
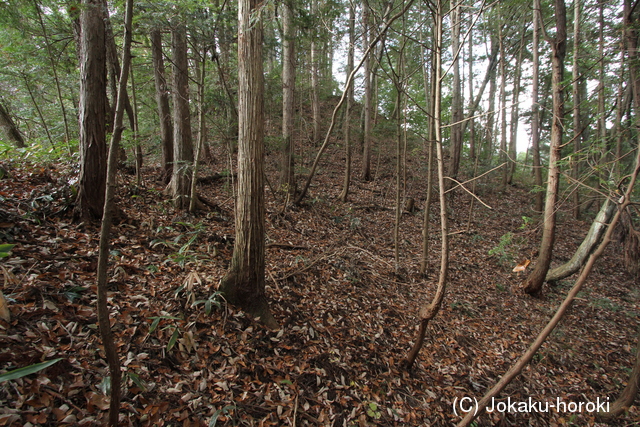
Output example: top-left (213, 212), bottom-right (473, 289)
top-left (0, 143), bottom-right (639, 427)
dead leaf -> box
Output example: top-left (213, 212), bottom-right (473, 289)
top-left (0, 290), bottom-right (9, 321)
top-left (512, 259), bottom-right (531, 273)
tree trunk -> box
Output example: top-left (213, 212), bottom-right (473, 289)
top-left (95, 1), bottom-right (133, 423)
top-left (499, 25), bottom-right (508, 191)
top-left (0, 99), bottom-right (25, 147)
top-left (129, 61), bottom-right (142, 185)
top-left (361, 0), bottom-right (372, 181)
top-left (310, 0), bottom-right (320, 146)
top-left (33, 0), bottom-right (71, 148)
top-left (546, 198), bottom-right (615, 282)
top-left (458, 80), bottom-right (640, 427)
top-left (600, 4), bottom-right (640, 415)
top-left (507, 28), bottom-right (525, 185)
top-left (420, 41), bottom-right (436, 276)
top-left (102, 0), bottom-right (135, 134)
top-left (405, 1), bottom-right (448, 369)
top-left (339, 3), bottom-right (355, 202)
top-left (190, 46), bottom-right (207, 213)
top-left (571, 0), bottom-right (582, 219)
top-left (531, 0), bottom-right (544, 212)
top-left (150, 29), bottom-right (174, 184)
top-left (485, 36), bottom-right (497, 165)
top-left (281, 0), bottom-right (296, 196)
top-left (522, 0), bottom-right (567, 296)
top-left (167, 23), bottom-right (194, 209)
top-left (448, 3), bottom-right (462, 185)
top-left (75, 0), bottom-right (107, 221)
top-left (220, 0), bottom-right (277, 330)
top-left (467, 25), bottom-right (475, 160)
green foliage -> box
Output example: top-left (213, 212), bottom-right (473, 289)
top-left (0, 358), bottom-right (62, 383)
top-left (209, 405), bottom-right (236, 427)
top-left (366, 402), bottom-right (381, 419)
top-left (150, 221), bottom-right (207, 268)
top-left (148, 315), bottom-right (183, 352)
top-left (488, 232), bottom-right (515, 266)
top-left (193, 291), bottom-right (224, 315)
top-left (0, 244), bottom-right (15, 258)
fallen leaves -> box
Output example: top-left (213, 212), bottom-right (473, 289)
top-left (0, 159), bottom-right (638, 426)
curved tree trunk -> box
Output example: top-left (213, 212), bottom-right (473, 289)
top-left (522, 0), bottom-right (567, 296)
top-left (95, 0), bottom-right (133, 423)
top-left (546, 198), bottom-right (615, 282)
top-left (405, 1), bottom-right (448, 369)
top-left (458, 76), bottom-right (640, 426)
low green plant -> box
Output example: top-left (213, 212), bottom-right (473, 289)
top-left (366, 402), bottom-right (381, 420)
top-left (0, 358), bottom-right (62, 383)
top-left (193, 291), bottom-right (224, 315)
top-left (488, 232), bottom-right (514, 266)
top-left (150, 221), bottom-right (207, 268)
top-left (148, 315), bottom-right (183, 352)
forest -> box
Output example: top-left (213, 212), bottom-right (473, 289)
top-left (1, 0), bottom-right (640, 425)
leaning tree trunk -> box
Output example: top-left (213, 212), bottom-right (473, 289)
top-left (219, 0), bottom-right (277, 330)
top-left (599, 2), bottom-right (640, 416)
top-left (522, 0), bottom-right (567, 296)
top-left (458, 161), bottom-right (639, 427)
top-left (0, 99), bottom-right (25, 148)
top-left (167, 23), bottom-right (194, 209)
top-left (546, 198), bottom-right (615, 282)
top-left (75, 0), bottom-right (107, 221)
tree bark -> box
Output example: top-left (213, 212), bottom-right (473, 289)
top-left (150, 29), bottom-right (174, 184)
top-left (458, 89), bottom-right (640, 427)
top-left (507, 28), bottom-right (525, 185)
top-left (522, 0), bottom-right (567, 296)
top-left (339, 3), bottom-right (355, 202)
top-left (219, 0), bottom-right (277, 330)
top-left (0, 99), bottom-right (25, 148)
top-left (571, 0), bottom-right (582, 219)
top-left (310, 0), bottom-right (320, 146)
top-left (95, 0), bottom-right (133, 423)
top-left (361, 0), bottom-right (372, 181)
top-left (280, 0), bottom-right (296, 196)
top-left (75, 0), bottom-right (107, 221)
top-left (546, 198), bottom-right (615, 282)
top-left (448, 3), bottom-right (462, 185)
top-left (167, 23), bottom-right (194, 209)
top-left (405, 1), bottom-right (448, 368)
top-left (499, 25), bottom-right (508, 191)
top-left (531, 0), bottom-right (544, 212)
